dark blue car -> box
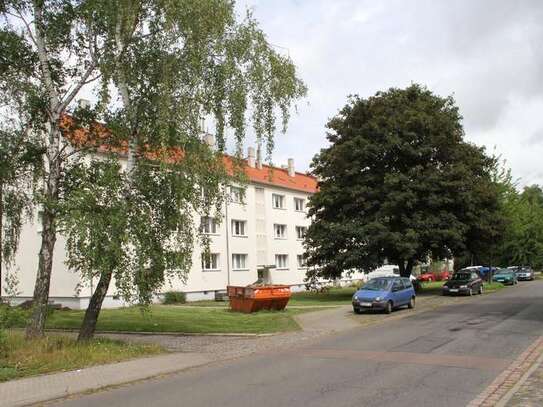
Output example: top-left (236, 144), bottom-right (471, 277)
top-left (352, 277), bottom-right (416, 314)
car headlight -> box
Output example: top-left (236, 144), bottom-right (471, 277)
top-left (460, 285), bottom-right (467, 288)
top-left (443, 286), bottom-right (449, 289)
top-left (353, 295), bottom-right (358, 300)
top-left (375, 297), bottom-right (381, 302)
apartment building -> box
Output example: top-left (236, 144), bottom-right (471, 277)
top-left (4, 143), bottom-right (318, 308)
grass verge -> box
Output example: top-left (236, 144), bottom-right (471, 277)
top-left (418, 280), bottom-right (505, 295)
top-left (44, 306), bottom-right (313, 334)
top-left (0, 331), bottom-right (162, 382)
top-left (288, 287), bottom-right (357, 306)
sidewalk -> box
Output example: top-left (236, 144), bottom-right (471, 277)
top-left (468, 336), bottom-right (543, 407)
top-left (0, 352), bottom-right (213, 407)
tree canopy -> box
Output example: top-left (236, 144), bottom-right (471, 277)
top-left (305, 84), bottom-right (501, 279)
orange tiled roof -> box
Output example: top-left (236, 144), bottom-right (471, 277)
top-left (61, 115), bottom-right (318, 194)
top-left (243, 162), bottom-right (317, 193)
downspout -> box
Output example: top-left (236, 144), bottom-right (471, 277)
top-left (224, 188), bottom-right (231, 287)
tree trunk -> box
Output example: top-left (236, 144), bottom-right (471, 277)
top-left (0, 182), bottom-right (3, 300)
top-left (26, 149), bottom-right (61, 339)
top-left (399, 259), bottom-right (414, 278)
top-left (78, 270), bottom-right (113, 341)
top-left (25, 206), bottom-right (57, 338)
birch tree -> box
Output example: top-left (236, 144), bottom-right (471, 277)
top-left (2, 0), bottom-right (305, 339)
top-left (2, 0), bottom-right (120, 338)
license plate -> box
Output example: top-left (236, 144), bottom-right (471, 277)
top-left (449, 289), bottom-right (459, 293)
top-left (360, 302), bottom-right (372, 307)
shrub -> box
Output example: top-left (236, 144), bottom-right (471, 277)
top-left (162, 291), bottom-right (186, 304)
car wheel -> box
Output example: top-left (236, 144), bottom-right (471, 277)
top-left (408, 297), bottom-right (415, 309)
top-left (384, 301), bottom-right (393, 314)
top-left (478, 285), bottom-right (483, 295)
top-left (353, 307), bottom-right (362, 315)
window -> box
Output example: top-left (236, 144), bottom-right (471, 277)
top-left (201, 253), bottom-right (219, 271)
top-left (231, 220), bottom-right (247, 237)
top-left (275, 254), bottom-right (288, 269)
top-left (272, 194), bottom-right (285, 209)
top-left (295, 226), bottom-right (307, 240)
top-left (294, 198), bottom-right (305, 211)
top-left (274, 224), bottom-right (287, 239)
top-left (297, 254), bottom-right (307, 269)
top-left (200, 216), bottom-right (218, 234)
top-left (232, 254), bottom-right (248, 270)
top-left (392, 280), bottom-right (402, 291)
top-left (230, 186), bottom-right (244, 204)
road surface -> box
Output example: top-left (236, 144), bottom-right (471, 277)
top-left (53, 280), bottom-right (543, 407)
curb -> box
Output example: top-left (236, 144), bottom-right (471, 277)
top-left (468, 336), bottom-right (543, 407)
top-left (45, 328), bottom-right (276, 337)
top-left (12, 328), bottom-right (275, 338)
top-left (496, 352), bottom-right (543, 407)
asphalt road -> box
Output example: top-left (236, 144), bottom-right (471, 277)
top-left (53, 280), bottom-right (543, 407)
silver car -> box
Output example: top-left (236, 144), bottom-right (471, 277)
top-left (509, 266), bottom-right (535, 281)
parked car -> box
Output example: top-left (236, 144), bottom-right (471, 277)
top-left (461, 265), bottom-right (497, 280)
top-left (442, 271), bottom-right (484, 296)
top-left (352, 277), bottom-right (416, 314)
top-left (509, 266), bottom-right (535, 281)
top-left (493, 269), bottom-right (518, 285)
top-left (417, 270), bottom-right (450, 282)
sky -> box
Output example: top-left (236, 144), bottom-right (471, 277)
top-left (236, 0), bottom-right (543, 187)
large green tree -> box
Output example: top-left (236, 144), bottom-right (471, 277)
top-left (2, 0), bottom-right (305, 339)
top-left (498, 184), bottom-right (543, 269)
top-left (305, 84), bottom-right (500, 279)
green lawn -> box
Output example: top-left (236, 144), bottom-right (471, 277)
top-left (44, 306), bottom-right (311, 334)
top-left (0, 331), bottom-right (162, 382)
top-left (288, 287), bottom-right (357, 306)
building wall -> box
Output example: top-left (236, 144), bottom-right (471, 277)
top-left (4, 178), bottom-right (314, 308)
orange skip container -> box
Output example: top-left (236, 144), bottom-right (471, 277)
top-left (227, 285), bottom-right (291, 313)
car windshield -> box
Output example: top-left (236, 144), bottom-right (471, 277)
top-left (363, 278), bottom-right (391, 291)
top-left (496, 270), bottom-right (513, 275)
top-left (452, 273), bottom-right (470, 280)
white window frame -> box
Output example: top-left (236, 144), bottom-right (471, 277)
top-left (231, 219), bottom-right (247, 237)
top-left (230, 186), bottom-right (244, 204)
top-left (297, 254), bottom-right (307, 269)
top-left (294, 198), bottom-right (305, 212)
top-left (295, 226), bottom-right (307, 240)
top-left (275, 254), bottom-right (289, 270)
top-left (272, 193), bottom-right (285, 209)
top-left (274, 224), bottom-right (287, 239)
top-left (201, 253), bottom-right (220, 271)
top-left (232, 254), bottom-right (248, 271)
top-left (200, 216), bottom-right (218, 235)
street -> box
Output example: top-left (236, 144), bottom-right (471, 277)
top-left (53, 280), bottom-right (543, 407)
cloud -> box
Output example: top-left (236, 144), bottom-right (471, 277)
top-left (237, 0), bottom-right (543, 186)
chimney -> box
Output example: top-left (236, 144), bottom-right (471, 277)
top-left (256, 145), bottom-right (263, 169)
top-left (287, 158), bottom-right (295, 177)
top-left (247, 147), bottom-right (256, 168)
top-left (78, 99), bottom-right (91, 109)
top-left (203, 133), bottom-right (215, 149)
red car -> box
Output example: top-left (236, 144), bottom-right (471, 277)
top-left (417, 271), bottom-right (450, 282)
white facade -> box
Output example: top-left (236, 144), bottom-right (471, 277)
top-left (3, 154), bottom-right (317, 308)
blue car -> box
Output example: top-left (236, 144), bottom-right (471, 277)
top-left (352, 277), bottom-right (416, 314)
